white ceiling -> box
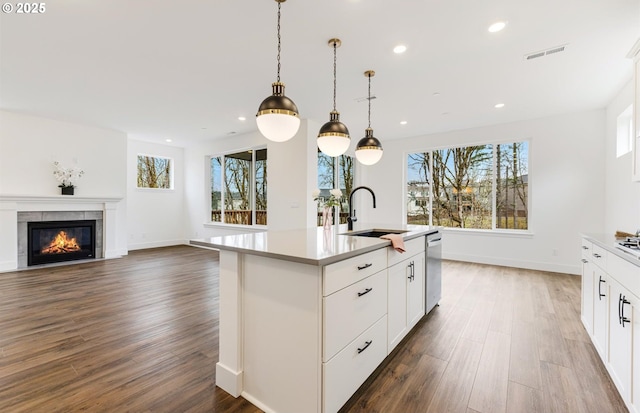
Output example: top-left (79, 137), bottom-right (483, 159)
top-left (1, 0), bottom-right (639, 147)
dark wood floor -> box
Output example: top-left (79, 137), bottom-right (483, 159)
top-left (0, 246), bottom-right (627, 413)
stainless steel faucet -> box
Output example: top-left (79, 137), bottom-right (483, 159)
top-left (347, 186), bottom-right (376, 230)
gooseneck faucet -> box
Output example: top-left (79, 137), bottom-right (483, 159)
top-left (347, 186), bottom-right (376, 230)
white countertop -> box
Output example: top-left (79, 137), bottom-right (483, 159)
top-left (190, 223), bottom-right (438, 266)
top-left (582, 233), bottom-right (640, 267)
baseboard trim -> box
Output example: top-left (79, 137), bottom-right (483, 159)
top-left (443, 252), bottom-right (580, 275)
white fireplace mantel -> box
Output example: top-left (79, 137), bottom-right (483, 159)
top-left (0, 194), bottom-right (125, 271)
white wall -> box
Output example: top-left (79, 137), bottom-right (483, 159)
top-left (0, 110), bottom-right (128, 256)
top-left (127, 139), bottom-right (185, 250)
top-left (604, 79), bottom-right (639, 235)
top-left (358, 110), bottom-right (607, 274)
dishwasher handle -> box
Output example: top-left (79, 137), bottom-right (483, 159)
top-left (427, 237), bottom-right (442, 247)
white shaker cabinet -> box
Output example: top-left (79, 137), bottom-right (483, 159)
top-left (580, 239), bottom-right (594, 335)
top-left (387, 237), bottom-right (426, 352)
top-left (582, 235), bottom-right (640, 413)
top-left (592, 267), bottom-right (608, 360)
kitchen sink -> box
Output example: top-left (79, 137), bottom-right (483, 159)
top-left (344, 229), bottom-right (407, 238)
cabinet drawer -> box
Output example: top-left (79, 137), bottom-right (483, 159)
top-left (388, 236), bottom-right (425, 267)
top-left (608, 252), bottom-right (640, 297)
top-left (323, 270), bottom-right (387, 361)
top-left (323, 315), bottom-right (387, 413)
top-left (324, 248), bottom-right (387, 296)
top-left (592, 244), bottom-right (607, 270)
top-left (581, 239), bottom-right (592, 260)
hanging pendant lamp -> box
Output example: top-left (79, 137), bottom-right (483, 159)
top-left (256, 0), bottom-right (300, 143)
top-left (355, 70), bottom-right (383, 165)
top-left (317, 38), bottom-right (350, 157)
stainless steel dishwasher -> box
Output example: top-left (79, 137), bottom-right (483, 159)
top-left (426, 232), bottom-right (442, 313)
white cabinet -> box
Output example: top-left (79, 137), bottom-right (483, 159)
top-left (387, 237), bottom-right (426, 352)
top-left (608, 277), bottom-right (635, 402)
top-left (580, 240), bottom-right (594, 334)
top-left (581, 235), bottom-right (640, 413)
top-left (592, 267), bottom-right (608, 360)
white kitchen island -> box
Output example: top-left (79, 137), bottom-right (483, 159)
top-left (191, 224), bottom-right (439, 413)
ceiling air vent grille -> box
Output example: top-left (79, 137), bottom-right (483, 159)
top-left (524, 44), bottom-right (567, 60)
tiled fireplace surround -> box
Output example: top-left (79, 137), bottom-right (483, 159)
top-left (0, 196), bottom-right (123, 271)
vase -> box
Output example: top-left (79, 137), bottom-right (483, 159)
top-left (61, 186), bottom-right (74, 195)
top-left (322, 206), bottom-right (333, 230)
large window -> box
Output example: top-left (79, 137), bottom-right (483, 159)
top-left (317, 151), bottom-right (354, 226)
top-left (210, 148), bottom-right (267, 226)
top-left (407, 141), bottom-right (529, 230)
top-left (137, 155), bottom-right (173, 189)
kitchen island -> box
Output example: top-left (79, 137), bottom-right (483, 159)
top-left (191, 224), bottom-right (439, 413)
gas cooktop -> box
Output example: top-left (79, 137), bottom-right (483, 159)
top-left (615, 237), bottom-right (640, 259)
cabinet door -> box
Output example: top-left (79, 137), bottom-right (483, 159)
top-left (608, 279), bottom-right (633, 401)
top-left (592, 268), bottom-right (608, 360)
top-left (407, 252), bottom-right (425, 329)
top-left (632, 297), bottom-right (640, 413)
top-left (387, 260), bottom-right (409, 351)
top-left (581, 256), bottom-right (595, 335)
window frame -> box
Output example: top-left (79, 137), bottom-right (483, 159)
top-left (317, 151), bottom-right (354, 226)
top-left (208, 146), bottom-right (267, 228)
top-left (405, 139), bottom-right (531, 233)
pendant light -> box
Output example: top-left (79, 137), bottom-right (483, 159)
top-left (355, 70), bottom-right (383, 165)
top-left (317, 38), bottom-right (350, 157)
top-left (256, 0), bottom-right (300, 143)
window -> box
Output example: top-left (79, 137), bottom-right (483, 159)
top-left (317, 151), bottom-right (354, 226)
top-left (617, 105), bottom-right (633, 158)
top-left (137, 155), bottom-right (173, 189)
top-left (210, 148), bottom-right (267, 226)
top-left (407, 141), bottom-right (529, 230)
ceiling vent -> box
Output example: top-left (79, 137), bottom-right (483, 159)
top-left (524, 44), bottom-right (567, 61)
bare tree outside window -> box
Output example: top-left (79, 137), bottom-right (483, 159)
top-left (137, 155), bottom-right (172, 189)
top-left (407, 141), bottom-right (528, 230)
top-left (317, 151), bottom-right (354, 226)
top-left (210, 149), bottom-right (267, 226)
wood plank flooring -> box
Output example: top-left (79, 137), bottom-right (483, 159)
top-left (0, 246), bottom-right (627, 413)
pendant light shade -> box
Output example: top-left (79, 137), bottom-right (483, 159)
top-left (256, 0), bottom-right (300, 142)
top-left (317, 38), bottom-right (350, 157)
top-left (355, 70), bottom-right (383, 165)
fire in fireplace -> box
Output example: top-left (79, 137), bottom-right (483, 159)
top-left (28, 220), bottom-right (96, 266)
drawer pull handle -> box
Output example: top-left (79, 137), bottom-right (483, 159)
top-left (593, 253), bottom-right (601, 258)
top-left (581, 259), bottom-right (588, 264)
top-left (598, 276), bottom-right (606, 300)
top-left (357, 340), bottom-right (372, 354)
top-left (357, 263), bottom-right (373, 270)
top-left (357, 288), bottom-right (373, 297)
top-left (582, 246), bottom-right (589, 250)
top-left (620, 294), bottom-right (631, 328)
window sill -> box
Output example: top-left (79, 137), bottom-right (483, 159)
top-left (203, 222), bottom-right (267, 232)
top-left (441, 227), bottom-right (534, 238)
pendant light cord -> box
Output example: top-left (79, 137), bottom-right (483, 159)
top-left (276, 2), bottom-right (281, 82)
top-left (333, 41), bottom-right (337, 111)
top-left (367, 73), bottom-right (372, 128)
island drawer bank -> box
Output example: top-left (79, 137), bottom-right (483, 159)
top-left (191, 224), bottom-right (439, 413)
top-left (580, 234), bottom-right (640, 413)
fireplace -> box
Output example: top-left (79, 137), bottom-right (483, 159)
top-left (27, 220), bottom-right (96, 266)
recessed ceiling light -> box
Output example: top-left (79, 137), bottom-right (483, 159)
top-left (400, 121), bottom-right (407, 125)
top-left (433, 92), bottom-right (441, 97)
top-left (393, 44), bottom-right (407, 54)
top-left (488, 21), bottom-right (507, 33)
top-left (165, 139), bottom-right (172, 142)
top-left (441, 112), bottom-right (450, 116)
top-left (238, 116), bottom-right (246, 121)
top-left (495, 103), bottom-right (505, 108)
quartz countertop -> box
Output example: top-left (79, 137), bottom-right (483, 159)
top-left (190, 223), bottom-right (438, 266)
top-left (582, 233), bottom-right (640, 267)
